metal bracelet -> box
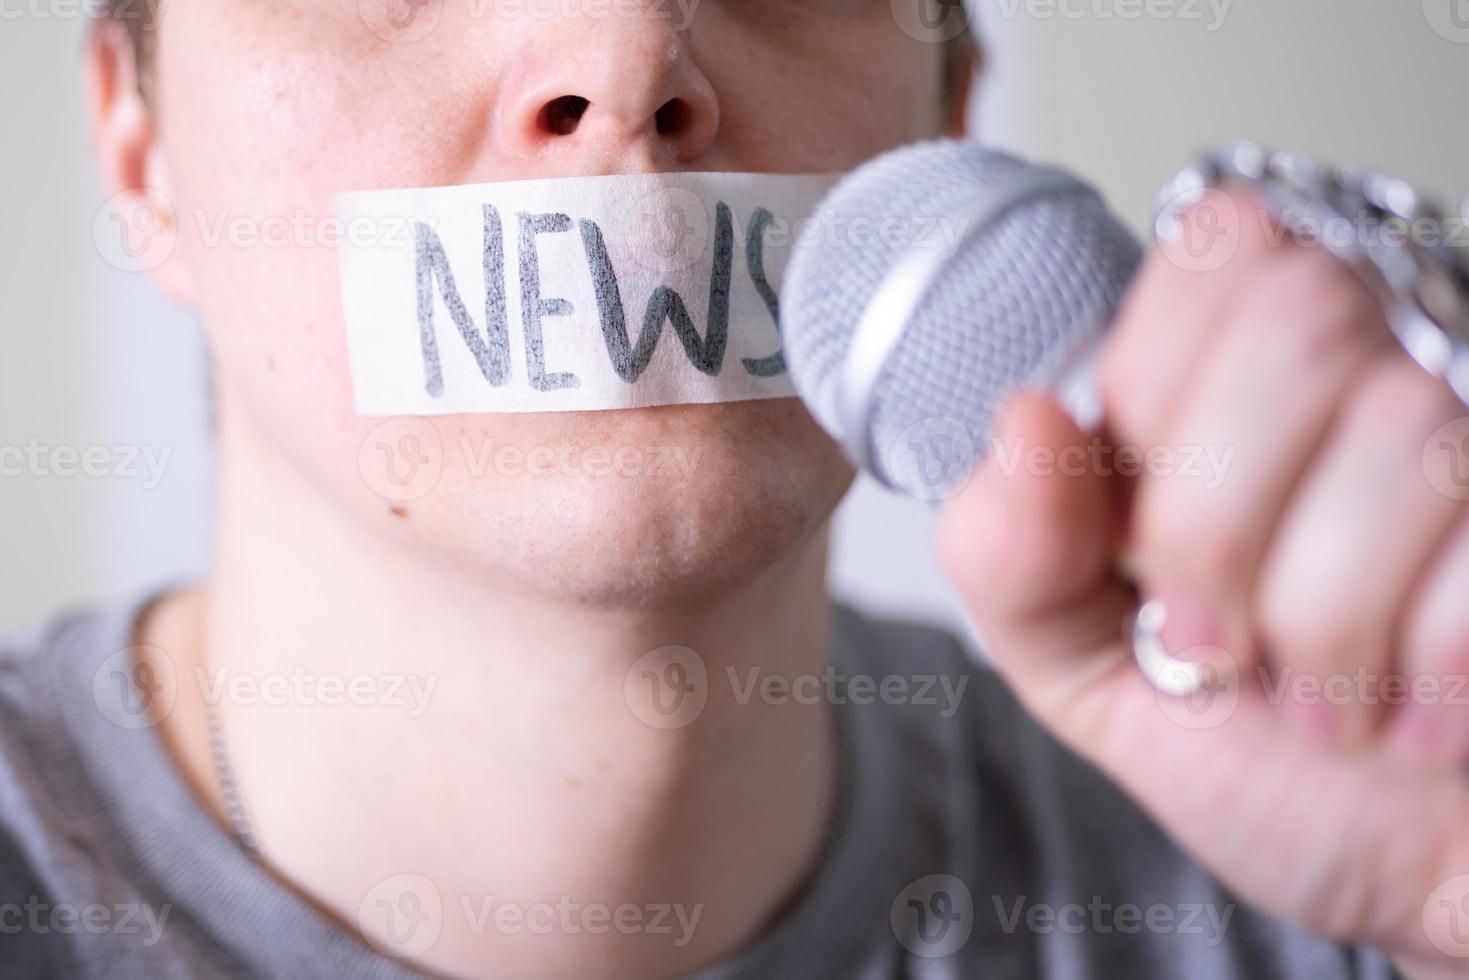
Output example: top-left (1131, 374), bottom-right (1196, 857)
top-left (1155, 140), bottom-right (1469, 407)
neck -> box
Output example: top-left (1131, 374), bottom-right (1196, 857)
top-left (149, 401), bottom-right (840, 980)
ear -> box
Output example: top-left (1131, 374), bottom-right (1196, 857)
top-left (86, 20), bottom-right (196, 305)
top-left (943, 43), bottom-right (976, 138)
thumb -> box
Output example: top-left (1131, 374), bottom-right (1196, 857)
top-left (937, 391), bottom-right (1140, 733)
top-left (936, 392), bottom-right (1250, 857)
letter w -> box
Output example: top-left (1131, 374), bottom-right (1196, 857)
top-left (577, 202), bottom-right (734, 382)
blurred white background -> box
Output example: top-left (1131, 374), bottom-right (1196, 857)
top-left (1, 1), bottom-right (1466, 635)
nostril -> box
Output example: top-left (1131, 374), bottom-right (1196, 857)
top-left (538, 95), bottom-right (590, 136)
top-left (654, 98), bottom-right (692, 137)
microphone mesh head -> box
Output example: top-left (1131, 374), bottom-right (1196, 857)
top-left (781, 140), bottom-right (1142, 496)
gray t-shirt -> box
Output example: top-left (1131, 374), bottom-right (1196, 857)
top-left (0, 591), bottom-right (1398, 979)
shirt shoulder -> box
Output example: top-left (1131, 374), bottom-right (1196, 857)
top-left (0, 603), bottom-right (137, 975)
top-left (0, 603), bottom-right (117, 813)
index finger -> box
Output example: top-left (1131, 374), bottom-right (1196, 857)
top-left (1099, 186), bottom-right (1279, 450)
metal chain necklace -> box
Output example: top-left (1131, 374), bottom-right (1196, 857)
top-left (203, 694), bottom-right (261, 860)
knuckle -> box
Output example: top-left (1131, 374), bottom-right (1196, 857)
top-left (936, 493), bottom-right (985, 592)
top-left (1137, 484), bottom-right (1256, 594)
top-left (1256, 578), bottom-right (1381, 692)
top-left (1348, 357), bottom-right (1452, 437)
top-left (1232, 251), bottom-right (1379, 361)
top-left (1096, 328), bottom-right (1154, 436)
top-left (1405, 591), bottom-right (1469, 684)
top-left (1256, 580), bottom-right (1335, 672)
top-left (937, 475), bottom-right (1016, 602)
top-left (1411, 635), bottom-right (1469, 692)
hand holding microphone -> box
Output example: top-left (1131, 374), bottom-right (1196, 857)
top-left (783, 141), bottom-right (1469, 977)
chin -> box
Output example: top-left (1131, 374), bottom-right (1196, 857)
top-left (397, 398), bottom-right (856, 609)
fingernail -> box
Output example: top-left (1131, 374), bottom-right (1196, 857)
top-left (1155, 591), bottom-right (1224, 655)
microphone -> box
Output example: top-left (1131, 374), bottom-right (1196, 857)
top-left (781, 139), bottom-right (1143, 499)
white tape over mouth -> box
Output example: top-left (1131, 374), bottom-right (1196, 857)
top-left (336, 171), bottom-right (838, 417)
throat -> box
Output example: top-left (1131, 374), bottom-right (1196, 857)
top-left (164, 525), bottom-right (840, 980)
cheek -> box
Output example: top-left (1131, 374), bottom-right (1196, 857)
top-left (160, 1), bottom-right (483, 186)
top-left (154, 3), bottom-right (497, 447)
top-left (699, 13), bottom-right (942, 171)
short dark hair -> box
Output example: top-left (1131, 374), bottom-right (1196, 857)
top-left (941, 9), bottom-right (980, 116)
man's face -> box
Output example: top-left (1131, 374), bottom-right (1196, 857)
top-left (145, 0), bottom-right (957, 606)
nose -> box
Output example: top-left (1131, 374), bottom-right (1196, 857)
top-left (494, 19), bottom-right (720, 170)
